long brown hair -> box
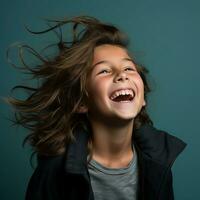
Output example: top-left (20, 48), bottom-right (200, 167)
top-left (5, 15), bottom-right (153, 158)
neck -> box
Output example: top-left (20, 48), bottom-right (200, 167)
top-left (88, 117), bottom-right (134, 168)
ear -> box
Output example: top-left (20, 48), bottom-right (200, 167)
top-left (76, 105), bottom-right (88, 113)
top-left (142, 99), bottom-right (146, 107)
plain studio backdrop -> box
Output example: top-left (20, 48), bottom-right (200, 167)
top-left (0, 0), bottom-right (199, 199)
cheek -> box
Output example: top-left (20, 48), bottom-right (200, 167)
top-left (87, 78), bottom-right (104, 99)
top-left (132, 75), bottom-right (145, 96)
top-left (94, 74), bottom-right (110, 88)
top-left (94, 79), bottom-right (108, 98)
top-left (139, 78), bottom-right (145, 90)
top-left (131, 74), bottom-right (144, 87)
top-left (86, 79), bottom-right (108, 112)
top-left (136, 74), bottom-right (144, 87)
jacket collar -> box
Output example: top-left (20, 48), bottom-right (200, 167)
top-left (134, 123), bottom-right (186, 167)
top-left (65, 125), bottom-right (90, 175)
top-left (64, 123), bottom-right (186, 174)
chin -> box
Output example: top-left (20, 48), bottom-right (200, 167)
top-left (117, 109), bottom-right (140, 117)
top-left (114, 112), bottom-right (136, 121)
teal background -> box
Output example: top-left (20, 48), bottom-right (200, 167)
top-left (1, 0), bottom-right (199, 199)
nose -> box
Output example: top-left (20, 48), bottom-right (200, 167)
top-left (114, 71), bottom-right (129, 82)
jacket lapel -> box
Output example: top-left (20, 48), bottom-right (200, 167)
top-left (64, 126), bottom-right (94, 200)
top-left (65, 126), bottom-right (89, 175)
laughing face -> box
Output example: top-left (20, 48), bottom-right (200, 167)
top-left (85, 44), bottom-right (146, 124)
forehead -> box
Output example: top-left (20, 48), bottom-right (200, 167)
top-left (93, 44), bottom-right (131, 63)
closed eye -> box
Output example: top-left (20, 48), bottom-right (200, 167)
top-left (125, 67), bottom-right (136, 71)
top-left (98, 69), bottom-right (110, 74)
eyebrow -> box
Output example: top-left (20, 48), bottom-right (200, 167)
top-left (92, 58), bottom-right (134, 68)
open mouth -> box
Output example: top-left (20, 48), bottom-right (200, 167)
top-left (110, 89), bottom-right (135, 102)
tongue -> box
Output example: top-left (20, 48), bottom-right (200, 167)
top-left (113, 95), bottom-right (132, 102)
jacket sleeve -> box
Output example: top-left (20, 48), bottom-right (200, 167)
top-left (159, 169), bottom-right (174, 200)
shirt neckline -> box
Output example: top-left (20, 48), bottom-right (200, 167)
top-left (88, 144), bottom-right (137, 175)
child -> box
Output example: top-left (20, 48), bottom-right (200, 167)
top-left (7, 16), bottom-right (186, 200)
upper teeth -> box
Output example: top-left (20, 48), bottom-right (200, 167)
top-left (110, 89), bottom-right (134, 100)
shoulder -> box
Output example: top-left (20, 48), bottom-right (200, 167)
top-left (25, 153), bottom-right (66, 200)
top-left (33, 153), bottom-right (67, 182)
top-left (37, 153), bottom-right (65, 170)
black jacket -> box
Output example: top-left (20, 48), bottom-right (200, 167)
top-left (25, 123), bottom-right (186, 200)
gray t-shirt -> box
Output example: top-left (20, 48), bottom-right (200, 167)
top-left (88, 144), bottom-right (138, 200)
